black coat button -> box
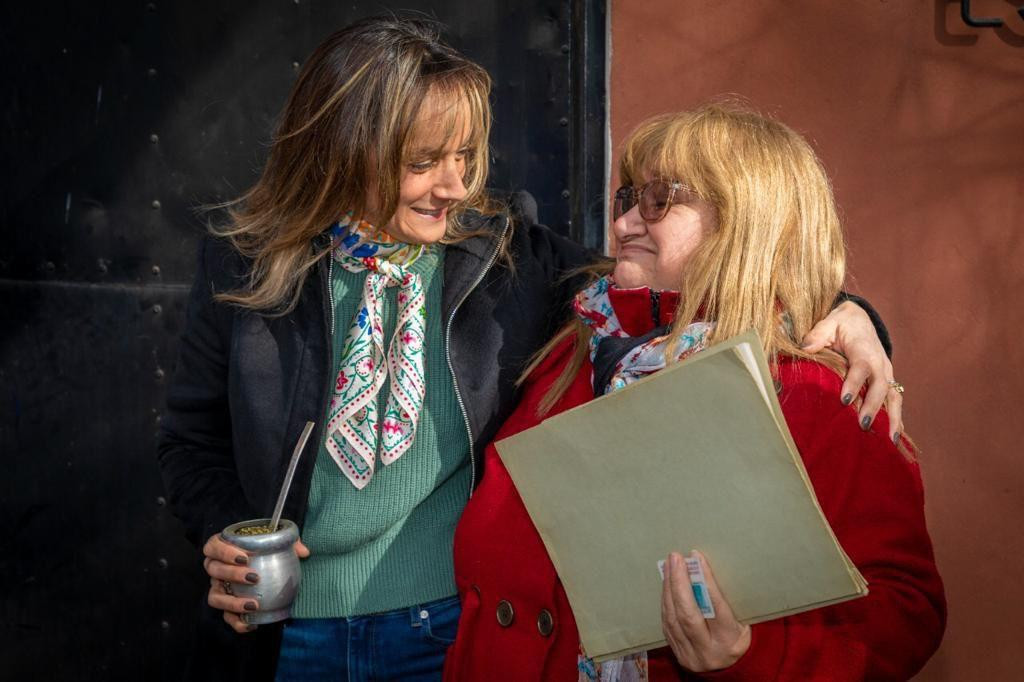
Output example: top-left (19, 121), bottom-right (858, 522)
top-left (496, 600), bottom-right (515, 627)
top-left (537, 608), bottom-right (554, 637)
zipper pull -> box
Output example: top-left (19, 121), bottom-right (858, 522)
top-left (650, 290), bottom-right (662, 326)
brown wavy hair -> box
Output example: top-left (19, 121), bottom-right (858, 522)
top-left (212, 16), bottom-right (494, 313)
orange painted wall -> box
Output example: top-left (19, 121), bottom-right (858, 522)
top-left (609, 1), bottom-right (1024, 679)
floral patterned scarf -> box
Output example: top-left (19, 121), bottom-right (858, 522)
top-left (573, 276), bottom-right (714, 393)
top-left (323, 215), bottom-right (427, 490)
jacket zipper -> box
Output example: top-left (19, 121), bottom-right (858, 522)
top-left (327, 256), bottom-right (336, 337)
top-left (446, 216), bottom-right (510, 499)
top-left (650, 290), bottom-right (662, 326)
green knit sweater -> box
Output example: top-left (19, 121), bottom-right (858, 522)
top-left (292, 246), bottom-right (471, 617)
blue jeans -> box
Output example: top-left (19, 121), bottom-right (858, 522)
top-left (274, 595), bottom-right (461, 681)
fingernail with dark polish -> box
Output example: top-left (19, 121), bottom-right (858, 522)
top-left (245, 572), bottom-right (259, 584)
top-left (861, 416), bottom-right (872, 430)
top-left (893, 432), bottom-right (901, 445)
top-left (841, 393), bottom-right (853, 406)
top-left (244, 601), bottom-right (258, 611)
top-left (234, 555), bottom-right (248, 565)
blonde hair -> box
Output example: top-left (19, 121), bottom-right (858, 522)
top-left (530, 102), bottom-right (847, 414)
top-left (212, 16), bottom-right (495, 313)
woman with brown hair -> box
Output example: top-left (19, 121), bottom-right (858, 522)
top-left (444, 104), bottom-right (944, 681)
top-left (157, 17), bottom-right (897, 682)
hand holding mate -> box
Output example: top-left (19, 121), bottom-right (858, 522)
top-left (202, 533), bottom-right (310, 633)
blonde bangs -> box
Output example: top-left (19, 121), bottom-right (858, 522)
top-left (618, 113), bottom-right (716, 205)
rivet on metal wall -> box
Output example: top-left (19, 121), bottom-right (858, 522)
top-left (155, 368), bottom-right (165, 381)
top-left (560, 44), bottom-right (569, 54)
top-left (97, 259), bottom-right (109, 274)
top-left (158, 558), bottom-right (169, 569)
top-left (151, 265), bottom-right (161, 276)
top-left (151, 200), bottom-right (161, 210)
top-left (147, 3), bottom-right (156, 11)
top-left (156, 496), bottom-right (167, 506)
top-left (292, 61), bottom-right (300, 71)
top-left (44, 261), bottom-right (55, 273)
top-left (561, 189), bottom-right (570, 199)
top-left (160, 621), bottom-right (170, 632)
top-left (559, 117), bottom-right (568, 127)
top-left (152, 304), bottom-right (162, 315)
top-left (149, 133), bottom-right (159, 144)
top-left (147, 68), bottom-right (157, 78)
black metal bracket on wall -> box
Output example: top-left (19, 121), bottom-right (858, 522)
top-left (960, 0), bottom-right (1024, 27)
top-left (569, 0), bottom-right (608, 251)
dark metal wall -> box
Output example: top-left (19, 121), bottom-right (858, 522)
top-left (0, 2), bottom-right (605, 679)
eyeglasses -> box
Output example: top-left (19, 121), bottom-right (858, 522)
top-left (612, 179), bottom-right (695, 223)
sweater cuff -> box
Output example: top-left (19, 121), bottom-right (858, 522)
top-left (693, 623), bottom-right (786, 681)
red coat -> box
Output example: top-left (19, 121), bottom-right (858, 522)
top-left (444, 288), bottom-right (946, 681)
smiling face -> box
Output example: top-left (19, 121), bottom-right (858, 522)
top-left (612, 173), bottom-right (717, 291)
top-left (370, 90), bottom-right (473, 244)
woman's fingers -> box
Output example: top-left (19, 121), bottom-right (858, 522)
top-left (208, 578), bottom-right (260, 613)
top-left (886, 387), bottom-right (904, 444)
top-left (691, 552), bottom-right (749, 648)
top-left (205, 559), bottom-right (261, 585)
top-left (204, 533), bottom-right (250, 566)
top-left (839, 348), bottom-right (905, 443)
top-left (855, 355), bottom-right (891, 429)
top-left (203, 533), bottom-right (259, 584)
top-left (692, 552), bottom-right (751, 665)
top-left (661, 553), bottom-right (697, 665)
top-left (839, 352), bottom-right (869, 410)
top-left (209, 579), bottom-right (259, 633)
top-left (667, 553), bottom-right (710, 639)
top-left (294, 539), bottom-right (311, 558)
top-left (222, 610), bottom-right (258, 634)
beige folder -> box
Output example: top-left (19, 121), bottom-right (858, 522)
top-left (495, 330), bottom-right (867, 662)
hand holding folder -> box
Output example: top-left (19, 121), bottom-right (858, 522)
top-left (495, 330), bottom-right (867, 662)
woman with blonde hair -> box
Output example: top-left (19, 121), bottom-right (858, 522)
top-left (157, 15), bottom-right (897, 681)
top-left (445, 103), bottom-right (944, 681)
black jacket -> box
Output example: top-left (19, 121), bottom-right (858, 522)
top-left (157, 198), bottom-right (592, 680)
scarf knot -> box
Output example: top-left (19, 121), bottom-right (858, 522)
top-left (324, 216), bottom-right (427, 490)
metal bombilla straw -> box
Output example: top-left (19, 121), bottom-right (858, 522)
top-left (270, 420), bottom-right (316, 532)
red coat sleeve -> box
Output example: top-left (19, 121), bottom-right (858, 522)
top-left (689, 363), bottom-right (947, 681)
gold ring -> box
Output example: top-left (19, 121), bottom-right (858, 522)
top-left (888, 380), bottom-right (905, 394)
top-left (222, 580), bottom-right (234, 596)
